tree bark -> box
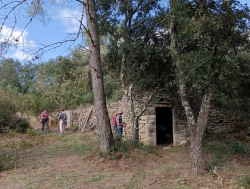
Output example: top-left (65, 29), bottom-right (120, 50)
top-left (84, 0), bottom-right (115, 152)
top-left (169, 5), bottom-right (212, 175)
top-left (127, 83), bottom-right (153, 141)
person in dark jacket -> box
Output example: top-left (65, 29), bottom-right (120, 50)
top-left (58, 108), bottom-right (67, 135)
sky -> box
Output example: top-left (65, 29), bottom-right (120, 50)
top-left (0, 0), bottom-right (249, 63)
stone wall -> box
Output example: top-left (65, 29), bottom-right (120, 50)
top-left (40, 94), bottom-right (235, 146)
top-left (117, 92), bottom-right (236, 146)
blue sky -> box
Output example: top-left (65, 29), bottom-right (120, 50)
top-left (0, 0), bottom-right (249, 63)
top-left (0, 0), bottom-right (85, 63)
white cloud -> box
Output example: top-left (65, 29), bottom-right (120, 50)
top-left (11, 50), bottom-right (33, 61)
top-left (1, 25), bottom-right (25, 45)
top-left (0, 25), bottom-right (36, 61)
top-left (57, 8), bottom-right (85, 33)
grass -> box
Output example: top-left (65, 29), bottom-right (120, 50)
top-left (237, 174), bottom-right (250, 189)
top-left (203, 137), bottom-right (250, 157)
top-left (0, 129), bottom-right (250, 189)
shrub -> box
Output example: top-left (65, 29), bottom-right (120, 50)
top-left (111, 90), bottom-right (124, 102)
top-left (83, 92), bottom-right (94, 104)
top-left (8, 117), bottom-right (31, 133)
top-left (0, 91), bottom-right (17, 131)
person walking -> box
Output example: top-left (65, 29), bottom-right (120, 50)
top-left (41, 109), bottom-right (50, 132)
top-left (58, 108), bottom-right (67, 135)
top-left (115, 109), bottom-right (126, 140)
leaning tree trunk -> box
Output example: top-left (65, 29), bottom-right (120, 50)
top-left (84, 0), bottom-right (115, 152)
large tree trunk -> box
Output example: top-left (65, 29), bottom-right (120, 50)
top-left (180, 86), bottom-right (212, 175)
top-left (169, 8), bottom-right (212, 175)
top-left (84, 0), bottom-right (115, 152)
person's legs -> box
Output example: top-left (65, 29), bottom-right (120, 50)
top-left (116, 126), bottom-right (122, 139)
top-left (59, 120), bottom-right (64, 134)
top-left (41, 120), bottom-right (45, 132)
top-left (45, 120), bottom-right (50, 131)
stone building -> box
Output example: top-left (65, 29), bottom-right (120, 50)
top-left (65, 91), bottom-right (234, 147)
top-left (117, 91), bottom-right (234, 146)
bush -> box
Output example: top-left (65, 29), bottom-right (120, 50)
top-left (27, 128), bottom-right (40, 136)
top-left (83, 92), bottom-right (94, 104)
top-left (0, 91), bottom-right (17, 130)
top-left (111, 90), bottom-right (124, 102)
top-left (8, 117), bottom-right (31, 133)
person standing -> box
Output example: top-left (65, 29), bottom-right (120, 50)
top-left (41, 109), bottom-right (50, 132)
top-left (115, 109), bottom-right (126, 140)
top-left (58, 108), bottom-right (67, 135)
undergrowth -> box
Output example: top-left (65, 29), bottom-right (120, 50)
top-left (203, 137), bottom-right (249, 157)
top-left (237, 174), bottom-right (250, 189)
top-left (99, 138), bottom-right (159, 159)
top-left (0, 149), bottom-right (20, 172)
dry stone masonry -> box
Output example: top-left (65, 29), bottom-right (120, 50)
top-left (26, 94), bottom-right (236, 146)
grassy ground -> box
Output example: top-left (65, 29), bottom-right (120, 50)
top-left (0, 128), bottom-right (250, 189)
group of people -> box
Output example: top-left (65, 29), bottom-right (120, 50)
top-left (41, 108), bottom-right (67, 135)
top-left (41, 108), bottom-right (126, 139)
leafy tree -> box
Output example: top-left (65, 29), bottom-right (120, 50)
top-left (0, 59), bottom-right (21, 93)
top-left (103, 0), bottom-right (170, 141)
top-left (0, 89), bottom-right (17, 128)
top-left (168, 0), bottom-right (250, 175)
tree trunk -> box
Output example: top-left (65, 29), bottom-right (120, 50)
top-left (188, 88), bottom-right (212, 175)
top-left (175, 56), bottom-right (212, 175)
top-left (84, 0), bottom-right (115, 152)
top-left (127, 83), bottom-right (153, 141)
top-left (169, 6), bottom-right (212, 175)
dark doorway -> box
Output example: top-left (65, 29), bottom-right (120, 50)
top-left (156, 107), bottom-right (173, 145)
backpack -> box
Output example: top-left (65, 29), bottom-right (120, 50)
top-left (62, 112), bottom-right (67, 121)
top-left (111, 115), bottom-right (117, 127)
top-left (60, 112), bottom-right (67, 121)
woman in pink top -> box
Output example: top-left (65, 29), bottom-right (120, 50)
top-left (41, 109), bottom-right (50, 132)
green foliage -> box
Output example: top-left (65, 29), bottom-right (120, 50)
top-left (237, 175), bottom-right (250, 189)
top-left (86, 174), bottom-right (103, 182)
top-left (72, 125), bottom-right (79, 132)
top-left (204, 138), bottom-right (249, 157)
top-left (82, 92), bottom-right (94, 104)
top-left (8, 117), bottom-right (31, 134)
top-left (0, 59), bottom-right (21, 92)
top-left (0, 89), bottom-right (17, 130)
top-left (122, 39), bottom-right (172, 93)
top-left (115, 139), bottom-right (158, 156)
top-left (103, 0), bottom-right (171, 97)
top-left (104, 74), bottom-right (123, 102)
top-left (223, 139), bottom-right (248, 155)
top-left (0, 149), bottom-right (19, 172)
top-left (168, 0), bottom-right (250, 95)
top-left (27, 128), bottom-right (40, 137)
top-left (111, 90), bottom-right (124, 102)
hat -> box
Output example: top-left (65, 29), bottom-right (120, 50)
top-left (117, 109), bottom-right (123, 114)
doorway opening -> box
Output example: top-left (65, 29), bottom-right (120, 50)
top-left (156, 107), bottom-right (173, 145)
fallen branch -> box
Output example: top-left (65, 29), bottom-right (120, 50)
top-left (213, 166), bottom-right (223, 186)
